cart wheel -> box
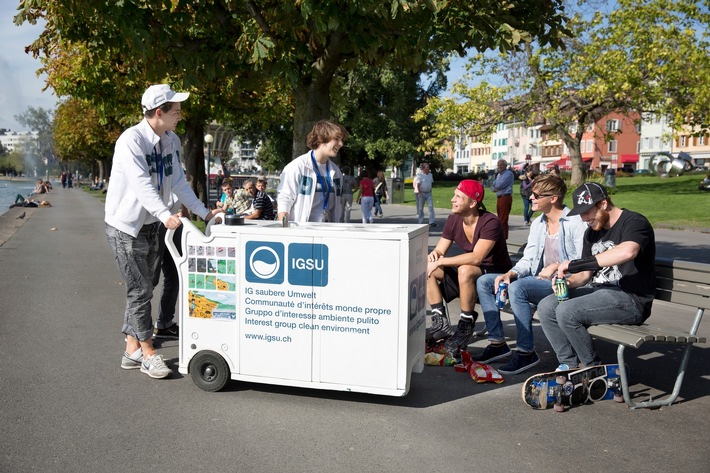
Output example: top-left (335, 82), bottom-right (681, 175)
top-left (190, 351), bottom-right (229, 392)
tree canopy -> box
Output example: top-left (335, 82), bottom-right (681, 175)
top-left (16, 1), bottom-right (571, 159)
top-left (416, 0), bottom-right (710, 187)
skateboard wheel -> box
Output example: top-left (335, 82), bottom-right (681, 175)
top-left (614, 394), bottom-right (624, 403)
top-left (553, 403), bottom-right (567, 412)
top-left (588, 378), bottom-right (607, 402)
top-left (555, 375), bottom-right (567, 384)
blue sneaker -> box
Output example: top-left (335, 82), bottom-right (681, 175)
top-left (498, 350), bottom-right (540, 375)
top-left (555, 363), bottom-right (572, 372)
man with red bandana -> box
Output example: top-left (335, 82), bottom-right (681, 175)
top-left (425, 179), bottom-right (512, 357)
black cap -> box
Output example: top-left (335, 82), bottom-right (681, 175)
top-left (568, 183), bottom-right (609, 216)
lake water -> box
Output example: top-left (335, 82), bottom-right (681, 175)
top-left (0, 179), bottom-right (38, 217)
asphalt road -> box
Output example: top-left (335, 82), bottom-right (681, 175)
top-left (0, 188), bottom-right (708, 472)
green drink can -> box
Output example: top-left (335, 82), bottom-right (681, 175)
top-left (554, 277), bottom-right (569, 302)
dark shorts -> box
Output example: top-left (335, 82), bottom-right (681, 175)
top-left (440, 265), bottom-right (500, 302)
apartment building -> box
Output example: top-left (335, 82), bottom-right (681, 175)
top-left (0, 129), bottom-right (39, 153)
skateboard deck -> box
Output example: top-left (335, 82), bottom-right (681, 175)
top-left (522, 364), bottom-right (624, 411)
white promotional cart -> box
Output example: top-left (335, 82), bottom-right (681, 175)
top-left (166, 218), bottom-right (428, 396)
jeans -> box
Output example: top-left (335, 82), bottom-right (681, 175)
top-left (340, 193), bottom-right (353, 222)
top-left (360, 196), bottom-right (374, 223)
top-left (373, 196), bottom-right (383, 216)
top-left (522, 195), bottom-right (533, 223)
top-left (416, 192), bottom-right (435, 224)
top-left (156, 224), bottom-right (183, 329)
top-left (106, 222), bottom-right (161, 341)
top-left (538, 286), bottom-right (645, 367)
top-left (477, 274), bottom-right (554, 352)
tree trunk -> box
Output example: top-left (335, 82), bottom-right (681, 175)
top-left (562, 133), bottom-right (585, 189)
top-left (292, 78), bottom-right (332, 159)
top-left (183, 117), bottom-right (208, 208)
top-left (291, 32), bottom-right (345, 160)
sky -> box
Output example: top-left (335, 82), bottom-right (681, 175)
top-left (0, 3), bottom-right (58, 132)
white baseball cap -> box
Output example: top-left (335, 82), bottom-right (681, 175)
top-left (141, 84), bottom-right (190, 112)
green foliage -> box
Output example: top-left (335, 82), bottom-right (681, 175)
top-left (417, 0), bottom-right (710, 188)
top-left (333, 63), bottom-right (439, 171)
top-left (52, 98), bottom-right (122, 168)
top-left (0, 152), bottom-right (27, 175)
top-left (16, 0), bottom-right (572, 163)
top-left (14, 107), bottom-right (55, 166)
top-left (256, 125), bottom-right (294, 173)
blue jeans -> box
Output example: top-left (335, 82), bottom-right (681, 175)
top-left (360, 196), bottom-right (374, 223)
top-left (417, 192), bottom-right (435, 224)
top-left (106, 223), bottom-right (161, 341)
top-left (373, 196), bottom-right (383, 216)
top-left (477, 274), bottom-right (553, 352)
top-left (522, 195), bottom-right (533, 223)
top-left (538, 286), bottom-right (645, 367)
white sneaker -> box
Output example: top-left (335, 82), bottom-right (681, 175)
top-left (120, 348), bottom-right (143, 370)
top-left (140, 354), bottom-right (172, 379)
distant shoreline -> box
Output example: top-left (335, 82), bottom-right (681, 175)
top-left (0, 206), bottom-right (35, 247)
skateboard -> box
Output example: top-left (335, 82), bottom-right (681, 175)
top-left (522, 364), bottom-right (624, 411)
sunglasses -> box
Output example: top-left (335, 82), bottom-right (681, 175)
top-left (531, 192), bottom-right (555, 199)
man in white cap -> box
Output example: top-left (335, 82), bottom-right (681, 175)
top-left (538, 182), bottom-right (656, 371)
top-left (105, 84), bottom-right (220, 379)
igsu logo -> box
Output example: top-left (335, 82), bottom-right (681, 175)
top-left (245, 241), bottom-right (328, 287)
top-left (288, 243), bottom-right (328, 287)
top-left (245, 241), bottom-right (284, 284)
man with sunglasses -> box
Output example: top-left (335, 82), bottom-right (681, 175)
top-left (475, 174), bottom-right (587, 374)
top-left (538, 183), bottom-right (656, 370)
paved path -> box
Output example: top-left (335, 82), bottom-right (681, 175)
top-left (0, 188), bottom-right (708, 472)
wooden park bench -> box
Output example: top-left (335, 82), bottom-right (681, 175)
top-left (588, 258), bottom-right (709, 409)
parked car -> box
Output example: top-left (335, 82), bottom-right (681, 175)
top-left (635, 169), bottom-right (650, 175)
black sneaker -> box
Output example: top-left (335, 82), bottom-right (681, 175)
top-left (443, 316), bottom-right (476, 356)
top-left (153, 323), bottom-right (179, 340)
top-left (426, 310), bottom-right (454, 341)
top-left (498, 350), bottom-right (540, 375)
top-left (471, 343), bottom-right (511, 363)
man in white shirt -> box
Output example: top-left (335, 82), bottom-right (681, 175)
top-left (106, 84), bottom-right (220, 379)
top-left (414, 163), bottom-right (435, 226)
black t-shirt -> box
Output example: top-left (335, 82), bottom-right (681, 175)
top-left (582, 209), bottom-right (656, 315)
top-left (442, 211), bottom-right (512, 272)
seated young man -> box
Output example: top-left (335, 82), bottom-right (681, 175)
top-left (218, 178), bottom-right (250, 215)
top-left (425, 180), bottom-right (512, 357)
top-left (475, 174), bottom-right (587, 374)
top-left (539, 183), bottom-right (656, 370)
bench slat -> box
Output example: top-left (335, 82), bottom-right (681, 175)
top-left (654, 288), bottom-right (710, 309)
top-left (587, 325), bottom-right (652, 348)
top-left (589, 323), bottom-right (706, 347)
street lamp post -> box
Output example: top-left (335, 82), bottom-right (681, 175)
top-left (204, 133), bottom-right (214, 208)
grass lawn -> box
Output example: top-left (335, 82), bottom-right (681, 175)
top-left (402, 174), bottom-right (710, 230)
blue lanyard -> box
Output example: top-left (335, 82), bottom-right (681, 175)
top-left (153, 142), bottom-right (163, 191)
top-left (310, 151), bottom-right (331, 210)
